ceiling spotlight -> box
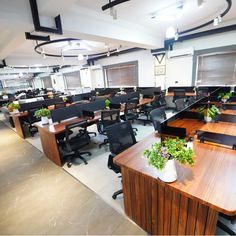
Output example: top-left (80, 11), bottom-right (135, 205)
top-left (61, 54), bottom-right (65, 60)
top-left (110, 7), bottom-right (117, 20)
top-left (68, 40), bottom-right (73, 46)
top-left (107, 50), bottom-right (110, 57)
top-left (213, 17), bottom-right (219, 26)
top-left (42, 53), bottom-right (46, 59)
top-left (85, 55), bottom-right (89, 60)
top-left (116, 47), bottom-right (120, 53)
top-left (19, 72), bottom-right (23, 77)
top-left (77, 54), bottom-right (84, 61)
top-left (166, 26), bottom-right (176, 39)
top-left (175, 29), bottom-right (179, 40)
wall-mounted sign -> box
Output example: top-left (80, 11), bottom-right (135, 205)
top-left (155, 65), bottom-right (166, 75)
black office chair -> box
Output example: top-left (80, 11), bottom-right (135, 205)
top-left (173, 89), bottom-right (186, 103)
top-left (59, 120), bottom-right (91, 168)
top-left (150, 107), bottom-right (167, 132)
top-left (26, 108), bottom-right (41, 136)
top-left (97, 109), bottom-right (120, 148)
top-left (120, 101), bottom-right (139, 134)
top-left (106, 121), bottom-right (137, 199)
top-left (196, 88), bottom-right (208, 99)
top-left (217, 214), bottom-right (236, 235)
top-left (174, 98), bottom-right (186, 112)
top-left (139, 95), bottom-right (161, 120)
top-left (188, 96), bottom-right (195, 106)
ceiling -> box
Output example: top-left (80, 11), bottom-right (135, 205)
top-left (0, 0), bottom-right (236, 79)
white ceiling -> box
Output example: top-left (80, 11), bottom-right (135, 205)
top-left (0, 0), bottom-right (236, 76)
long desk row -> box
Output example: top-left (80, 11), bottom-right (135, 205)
top-left (114, 91), bottom-right (236, 235)
top-left (34, 98), bottom-right (153, 166)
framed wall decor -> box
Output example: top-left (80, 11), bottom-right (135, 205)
top-left (155, 65), bottom-right (166, 75)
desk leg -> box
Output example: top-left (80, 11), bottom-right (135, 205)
top-left (121, 168), bottom-right (218, 235)
top-left (12, 115), bottom-right (25, 139)
top-left (37, 127), bottom-right (62, 167)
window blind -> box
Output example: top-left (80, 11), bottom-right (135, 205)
top-left (64, 71), bottom-right (81, 88)
top-left (43, 76), bottom-right (53, 88)
top-left (105, 62), bottom-right (138, 87)
top-left (197, 52), bottom-right (236, 86)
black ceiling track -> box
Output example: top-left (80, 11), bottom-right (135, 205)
top-left (29, 0), bottom-right (63, 35)
top-left (25, 32), bottom-right (50, 41)
top-left (102, 0), bottom-right (130, 11)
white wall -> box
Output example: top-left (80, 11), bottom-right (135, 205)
top-left (92, 50), bottom-right (156, 87)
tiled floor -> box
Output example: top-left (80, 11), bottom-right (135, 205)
top-left (0, 121), bottom-right (146, 235)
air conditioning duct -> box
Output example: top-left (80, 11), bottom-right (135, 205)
top-left (167, 47), bottom-right (194, 59)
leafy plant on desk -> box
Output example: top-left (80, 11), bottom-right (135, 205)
top-left (198, 105), bottom-right (221, 121)
top-left (143, 137), bottom-right (195, 171)
top-left (34, 108), bottom-right (50, 118)
top-left (7, 102), bottom-right (20, 112)
top-left (218, 92), bottom-right (232, 102)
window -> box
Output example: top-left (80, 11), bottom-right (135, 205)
top-left (197, 52), bottom-right (236, 86)
top-left (64, 71), bottom-right (81, 89)
top-left (104, 61), bottom-right (138, 87)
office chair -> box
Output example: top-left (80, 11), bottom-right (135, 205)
top-left (120, 100), bottom-right (139, 134)
top-left (139, 95), bottom-right (163, 124)
top-left (106, 121), bottom-right (137, 199)
top-left (55, 102), bottom-right (66, 109)
top-left (188, 96), bottom-right (195, 106)
top-left (59, 120), bottom-right (91, 168)
top-left (172, 89), bottom-right (186, 103)
top-left (217, 214), bottom-right (236, 235)
top-left (81, 110), bottom-right (97, 138)
top-left (26, 108), bottom-right (41, 136)
top-left (174, 98), bottom-right (186, 112)
top-left (97, 109), bottom-right (120, 148)
top-left (150, 107), bottom-right (167, 132)
top-left (196, 88), bottom-right (208, 99)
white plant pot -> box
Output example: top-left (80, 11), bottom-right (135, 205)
top-left (158, 159), bottom-right (177, 183)
top-left (221, 98), bottom-right (227, 103)
top-left (41, 116), bottom-right (49, 125)
top-left (12, 109), bottom-right (19, 113)
top-left (204, 116), bottom-right (212, 122)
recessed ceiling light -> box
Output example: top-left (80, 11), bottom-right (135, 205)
top-left (166, 26), bottom-right (176, 39)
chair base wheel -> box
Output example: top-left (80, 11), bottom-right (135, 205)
top-left (112, 194), bottom-right (117, 200)
top-left (67, 163), bottom-right (72, 168)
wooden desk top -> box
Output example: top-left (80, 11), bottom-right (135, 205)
top-left (168, 118), bottom-right (236, 136)
top-left (166, 92), bottom-right (196, 97)
top-left (114, 132), bottom-right (236, 215)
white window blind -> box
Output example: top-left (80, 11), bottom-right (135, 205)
top-left (197, 52), bottom-right (236, 86)
top-left (43, 76), bottom-right (52, 88)
top-left (64, 71), bottom-right (81, 88)
top-left (105, 62), bottom-right (138, 87)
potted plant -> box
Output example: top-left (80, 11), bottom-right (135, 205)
top-left (218, 92), bottom-right (232, 103)
top-left (143, 137), bottom-right (195, 183)
top-left (198, 105), bottom-right (221, 122)
top-left (34, 108), bottom-right (50, 125)
top-left (105, 98), bottom-right (111, 109)
top-left (62, 97), bottom-right (68, 102)
top-left (7, 102), bottom-right (20, 113)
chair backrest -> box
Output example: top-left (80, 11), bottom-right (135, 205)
top-left (151, 95), bottom-right (161, 108)
top-left (124, 100), bottom-right (138, 115)
top-left (106, 121), bottom-right (137, 155)
top-left (188, 96), bottom-right (195, 106)
top-left (65, 120), bottom-right (89, 151)
top-left (150, 107), bottom-right (167, 132)
top-left (101, 109), bottom-right (120, 123)
top-left (175, 98), bottom-right (186, 111)
top-left (173, 89), bottom-right (186, 97)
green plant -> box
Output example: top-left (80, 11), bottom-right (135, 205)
top-left (218, 92), bottom-right (232, 101)
top-left (143, 137), bottom-right (195, 170)
top-left (34, 108), bottom-right (50, 118)
top-left (63, 97), bottom-right (68, 102)
top-left (198, 105), bottom-right (221, 119)
top-left (7, 102), bottom-right (20, 111)
top-left (105, 99), bottom-right (111, 108)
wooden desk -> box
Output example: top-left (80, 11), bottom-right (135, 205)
top-left (166, 92), bottom-right (196, 97)
top-left (114, 132), bottom-right (236, 235)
